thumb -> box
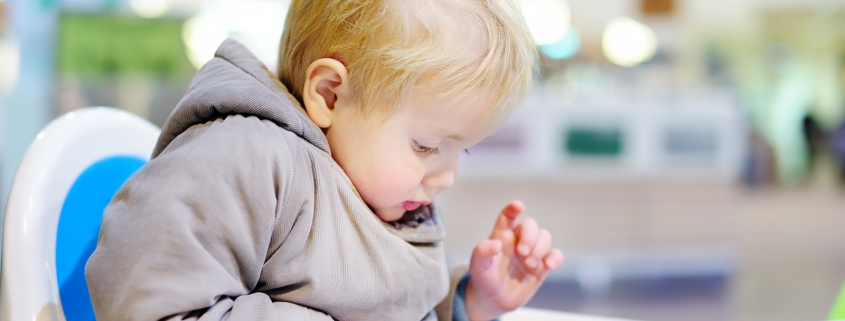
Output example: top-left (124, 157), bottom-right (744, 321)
top-left (470, 239), bottom-right (502, 274)
top-left (491, 200), bottom-right (525, 237)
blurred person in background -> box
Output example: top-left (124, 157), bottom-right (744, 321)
top-left (831, 120), bottom-right (845, 185)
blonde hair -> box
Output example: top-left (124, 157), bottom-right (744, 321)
top-left (277, 0), bottom-right (535, 123)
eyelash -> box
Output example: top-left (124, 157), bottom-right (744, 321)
top-left (413, 141), bottom-right (440, 155)
top-left (412, 141), bottom-right (471, 155)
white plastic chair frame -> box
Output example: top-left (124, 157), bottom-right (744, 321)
top-left (0, 107), bottom-right (159, 321)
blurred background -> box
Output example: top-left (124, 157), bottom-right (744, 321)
top-left (0, 0), bottom-right (844, 320)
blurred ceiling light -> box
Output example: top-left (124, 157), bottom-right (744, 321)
top-left (602, 17), bottom-right (657, 67)
top-left (520, 0), bottom-right (571, 45)
top-left (539, 28), bottom-right (579, 60)
top-left (0, 38), bottom-right (20, 94)
top-left (182, 0), bottom-right (290, 70)
top-left (131, 0), bottom-right (171, 19)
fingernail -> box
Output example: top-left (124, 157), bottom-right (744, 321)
top-left (526, 257), bottom-right (538, 268)
top-left (518, 245), bottom-right (529, 255)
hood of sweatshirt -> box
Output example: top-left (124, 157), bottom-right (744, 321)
top-left (153, 38), bottom-right (329, 158)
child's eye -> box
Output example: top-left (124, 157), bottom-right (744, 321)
top-left (413, 141), bottom-right (440, 155)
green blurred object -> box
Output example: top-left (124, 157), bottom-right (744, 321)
top-left (830, 281), bottom-right (845, 320)
top-left (564, 127), bottom-right (624, 157)
top-left (57, 13), bottom-right (192, 75)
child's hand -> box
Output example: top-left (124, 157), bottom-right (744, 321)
top-left (464, 200), bottom-right (564, 321)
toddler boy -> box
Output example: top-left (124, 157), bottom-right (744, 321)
top-left (86, 0), bottom-right (563, 320)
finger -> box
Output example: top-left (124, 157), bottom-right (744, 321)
top-left (526, 229), bottom-right (551, 269)
top-left (542, 249), bottom-right (564, 270)
top-left (470, 239), bottom-right (502, 272)
top-left (491, 200), bottom-right (525, 237)
top-left (513, 217), bottom-right (538, 257)
top-left (529, 249), bottom-right (564, 282)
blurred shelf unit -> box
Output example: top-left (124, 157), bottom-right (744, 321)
top-left (460, 87), bottom-right (747, 183)
top-left (547, 248), bottom-right (735, 296)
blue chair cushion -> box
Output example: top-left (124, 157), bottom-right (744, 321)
top-left (56, 156), bottom-right (146, 321)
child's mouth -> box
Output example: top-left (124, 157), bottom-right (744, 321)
top-left (402, 201), bottom-right (421, 211)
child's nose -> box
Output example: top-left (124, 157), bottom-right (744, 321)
top-left (423, 169), bottom-right (455, 194)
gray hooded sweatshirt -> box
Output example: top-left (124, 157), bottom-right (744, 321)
top-left (85, 39), bottom-right (465, 321)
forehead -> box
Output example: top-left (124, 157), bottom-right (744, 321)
top-left (400, 90), bottom-right (499, 138)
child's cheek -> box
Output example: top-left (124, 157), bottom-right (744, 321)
top-left (352, 157), bottom-right (417, 209)
top-left (375, 158), bottom-right (420, 201)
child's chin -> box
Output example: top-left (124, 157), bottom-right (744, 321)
top-left (373, 207), bottom-right (406, 223)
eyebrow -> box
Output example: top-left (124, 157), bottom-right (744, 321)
top-left (444, 133), bottom-right (464, 142)
top-left (437, 132), bottom-right (492, 144)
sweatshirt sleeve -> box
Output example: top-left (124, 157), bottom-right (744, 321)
top-left (85, 116), bottom-right (326, 320)
top-left (440, 271), bottom-right (503, 321)
top-left (451, 273), bottom-right (472, 321)
top-left (449, 273), bottom-right (500, 321)
top-left (434, 265), bottom-right (469, 321)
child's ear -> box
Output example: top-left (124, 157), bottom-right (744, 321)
top-left (302, 58), bottom-right (351, 129)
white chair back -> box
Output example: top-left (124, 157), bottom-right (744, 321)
top-left (0, 107), bottom-right (159, 321)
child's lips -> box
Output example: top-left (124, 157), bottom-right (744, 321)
top-left (402, 201), bottom-right (422, 211)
